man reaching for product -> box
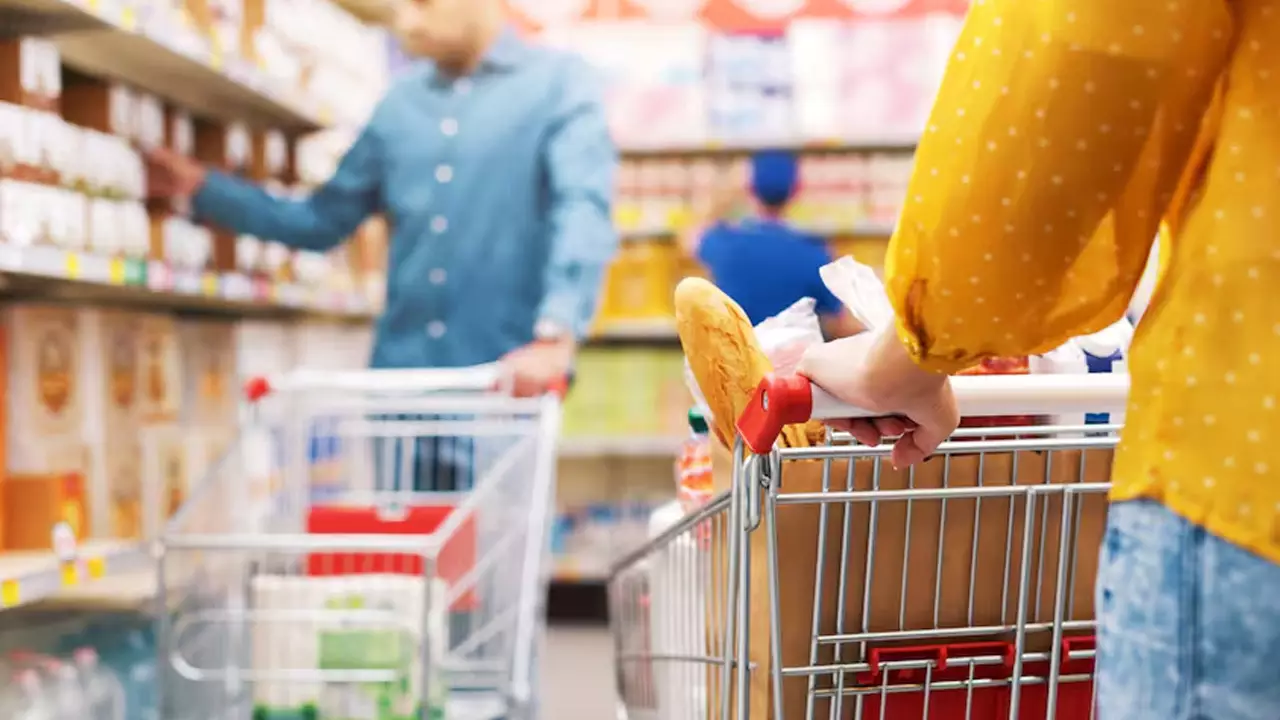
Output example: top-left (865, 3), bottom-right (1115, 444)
top-left (144, 0), bottom-right (617, 406)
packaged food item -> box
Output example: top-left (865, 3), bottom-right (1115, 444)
top-left (675, 409), bottom-right (713, 515)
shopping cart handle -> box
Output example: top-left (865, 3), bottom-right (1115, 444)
top-left (735, 372), bottom-right (1131, 454)
top-left (244, 365), bottom-right (571, 401)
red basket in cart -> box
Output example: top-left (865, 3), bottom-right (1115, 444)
top-left (305, 501), bottom-right (479, 612)
top-left (855, 637), bottom-right (1097, 719)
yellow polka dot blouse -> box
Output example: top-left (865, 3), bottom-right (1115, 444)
top-left (887, 0), bottom-right (1280, 561)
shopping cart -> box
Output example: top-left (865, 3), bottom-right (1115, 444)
top-left (155, 365), bottom-right (563, 720)
top-left (611, 372), bottom-right (1129, 720)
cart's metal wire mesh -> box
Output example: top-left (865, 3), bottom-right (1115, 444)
top-left (611, 424), bottom-right (1117, 720)
top-left (156, 380), bottom-right (560, 720)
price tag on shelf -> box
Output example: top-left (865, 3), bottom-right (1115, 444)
top-left (60, 562), bottom-right (80, 587)
top-left (615, 205), bottom-right (642, 233)
top-left (86, 556), bottom-right (106, 580)
top-left (223, 272), bottom-right (252, 301)
top-left (125, 258), bottom-right (147, 286)
top-left (148, 261), bottom-right (172, 292)
top-left (200, 272), bottom-right (219, 297)
top-left (251, 277), bottom-right (271, 302)
top-left (0, 244), bottom-right (22, 271)
top-left (119, 4), bottom-right (137, 30)
top-left (64, 252), bottom-right (81, 280)
top-left (0, 580), bottom-right (18, 607)
top-left (108, 258), bottom-right (126, 285)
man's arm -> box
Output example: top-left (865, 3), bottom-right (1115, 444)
top-left (536, 58), bottom-right (619, 340)
top-left (192, 122), bottom-right (383, 253)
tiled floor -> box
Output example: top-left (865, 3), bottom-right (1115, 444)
top-left (544, 625), bottom-right (617, 719)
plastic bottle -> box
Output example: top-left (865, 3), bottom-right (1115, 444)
top-left (0, 667), bottom-right (55, 720)
top-left (37, 656), bottom-right (89, 720)
top-left (72, 648), bottom-right (125, 720)
top-left (675, 409), bottom-right (713, 515)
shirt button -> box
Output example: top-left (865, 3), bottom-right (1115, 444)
top-left (435, 165), bottom-right (453, 183)
top-left (429, 268), bottom-right (446, 285)
top-left (431, 216), bottom-right (448, 233)
top-left (427, 321), bottom-right (446, 339)
top-left (441, 118), bottom-right (458, 136)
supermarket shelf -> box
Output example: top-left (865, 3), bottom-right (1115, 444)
top-left (0, 245), bottom-right (376, 321)
top-left (1, 0), bottom-right (331, 129)
top-left (589, 318), bottom-right (678, 343)
top-left (552, 561), bottom-right (607, 584)
top-left (620, 136), bottom-right (919, 157)
top-left (0, 540), bottom-right (152, 612)
top-left (560, 435), bottom-right (685, 459)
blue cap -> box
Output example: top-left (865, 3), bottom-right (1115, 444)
top-left (750, 150), bottom-right (800, 207)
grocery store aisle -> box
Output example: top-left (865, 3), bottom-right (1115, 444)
top-left (545, 625), bottom-right (617, 719)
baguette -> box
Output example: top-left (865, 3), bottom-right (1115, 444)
top-left (675, 278), bottom-right (824, 449)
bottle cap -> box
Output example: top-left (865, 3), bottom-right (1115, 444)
top-left (688, 408), bottom-right (708, 434)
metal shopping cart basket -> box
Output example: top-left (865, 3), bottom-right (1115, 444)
top-left (610, 372), bottom-right (1129, 720)
top-left (155, 365), bottom-right (562, 720)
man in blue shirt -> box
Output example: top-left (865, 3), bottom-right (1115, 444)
top-left (682, 150), bottom-right (861, 338)
top-left (144, 3), bottom-right (617, 395)
top-left (144, 1), bottom-right (617, 493)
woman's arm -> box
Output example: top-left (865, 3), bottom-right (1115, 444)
top-left (888, 0), bottom-right (1235, 374)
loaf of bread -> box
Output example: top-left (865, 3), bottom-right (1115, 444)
top-left (675, 277), bottom-right (824, 449)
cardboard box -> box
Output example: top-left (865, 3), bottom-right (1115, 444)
top-left (61, 73), bottom-right (135, 137)
top-left (138, 313), bottom-right (184, 424)
top-left (5, 305), bottom-right (87, 475)
top-left (251, 129), bottom-right (295, 183)
top-left (3, 472), bottom-right (87, 550)
top-left (0, 38), bottom-right (60, 111)
top-left (77, 308), bottom-right (146, 539)
top-left (706, 441), bottom-right (1111, 719)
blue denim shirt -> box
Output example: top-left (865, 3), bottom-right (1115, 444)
top-left (193, 29), bottom-right (618, 369)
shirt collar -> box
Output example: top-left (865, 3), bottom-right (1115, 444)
top-left (478, 26), bottom-right (529, 72)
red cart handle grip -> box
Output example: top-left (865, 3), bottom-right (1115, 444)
top-left (736, 372), bottom-right (1130, 454)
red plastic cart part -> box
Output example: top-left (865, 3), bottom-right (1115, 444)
top-left (736, 374), bottom-right (815, 454)
top-left (305, 503), bottom-right (478, 612)
top-left (858, 641), bottom-right (1015, 685)
top-left (244, 375), bottom-right (271, 402)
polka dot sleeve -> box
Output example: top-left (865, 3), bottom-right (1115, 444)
top-left (886, 0), bottom-right (1236, 374)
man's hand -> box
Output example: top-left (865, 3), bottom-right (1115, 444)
top-left (144, 147), bottom-right (207, 199)
top-left (500, 337), bottom-right (575, 398)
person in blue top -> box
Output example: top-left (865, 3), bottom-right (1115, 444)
top-left (142, 0), bottom-right (617, 492)
top-left (681, 150), bottom-right (861, 339)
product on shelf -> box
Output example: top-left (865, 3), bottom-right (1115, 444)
top-left (0, 37), bottom-right (60, 111)
top-left (136, 314), bottom-right (186, 533)
top-left (674, 409), bottom-right (712, 514)
top-left (78, 308), bottom-right (147, 540)
top-left (3, 305), bottom-right (92, 549)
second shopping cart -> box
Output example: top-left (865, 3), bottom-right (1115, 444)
top-left (154, 365), bottom-right (562, 720)
top-left (612, 372), bottom-right (1128, 720)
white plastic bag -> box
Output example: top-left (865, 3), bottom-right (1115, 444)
top-left (818, 256), bottom-right (895, 331)
top-left (683, 297), bottom-right (824, 426)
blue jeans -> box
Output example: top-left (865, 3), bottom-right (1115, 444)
top-left (1095, 499), bottom-right (1280, 719)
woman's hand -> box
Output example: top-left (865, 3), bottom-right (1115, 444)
top-left (797, 326), bottom-right (959, 468)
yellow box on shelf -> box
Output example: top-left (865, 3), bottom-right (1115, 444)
top-left (108, 258), bottom-right (127, 285)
